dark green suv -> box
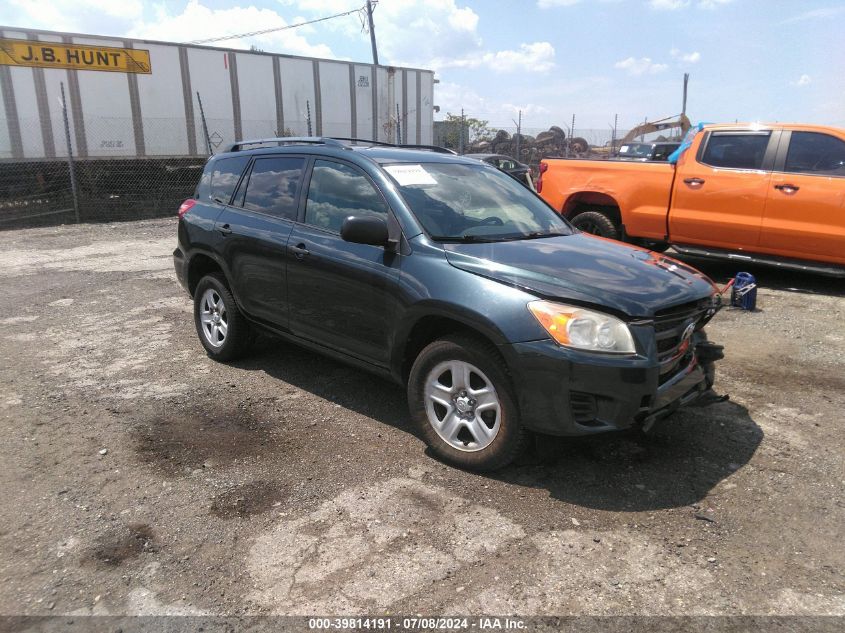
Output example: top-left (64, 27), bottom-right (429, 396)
top-left (174, 137), bottom-right (723, 471)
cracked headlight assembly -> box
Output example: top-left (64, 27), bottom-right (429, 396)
top-left (528, 300), bottom-right (636, 354)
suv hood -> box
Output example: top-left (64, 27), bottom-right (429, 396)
top-left (443, 233), bottom-right (717, 317)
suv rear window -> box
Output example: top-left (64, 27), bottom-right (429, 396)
top-left (198, 156), bottom-right (249, 204)
top-left (701, 132), bottom-right (770, 170)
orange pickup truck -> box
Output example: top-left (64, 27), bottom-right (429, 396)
top-left (536, 123), bottom-right (845, 276)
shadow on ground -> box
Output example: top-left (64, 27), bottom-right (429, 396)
top-left (231, 336), bottom-right (763, 512)
top-left (671, 253), bottom-right (845, 298)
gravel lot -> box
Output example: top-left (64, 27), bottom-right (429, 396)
top-left (1, 218), bottom-right (843, 620)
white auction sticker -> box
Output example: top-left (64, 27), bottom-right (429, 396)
top-left (620, 145), bottom-right (629, 152)
top-left (384, 164), bottom-right (437, 186)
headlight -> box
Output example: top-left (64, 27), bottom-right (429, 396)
top-left (528, 300), bottom-right (636, 354)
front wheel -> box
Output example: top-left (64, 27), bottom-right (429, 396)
top-left (407, 335), bottom-right (525, 471)
top-left (571, 210), bottom-right (620, 240)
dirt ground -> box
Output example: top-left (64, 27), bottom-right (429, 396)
top-left (1, 218), bottom-right (843, 622)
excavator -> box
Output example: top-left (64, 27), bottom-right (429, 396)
top-left (590, 114), bottom-right (691, 157)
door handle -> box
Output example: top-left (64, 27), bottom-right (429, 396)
top-left (218, 223), bottom-right (232, 236)
top-left (290, 243), bottom-right (310, 260)
top-left (774, 183), bottom-right (800, 194)
top-left (683, 177), bottom-right (705, 187)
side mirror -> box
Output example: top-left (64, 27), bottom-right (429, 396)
top-left (341, 215), bottom-right (389, 246)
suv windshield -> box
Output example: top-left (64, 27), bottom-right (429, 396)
top-left (385, 162), bottom-right (571, 242)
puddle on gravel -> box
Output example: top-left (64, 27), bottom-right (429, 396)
top-left (87, 523), bottom-right (157, 567)
top-left (133, 406), bottom-right (281, 476)
top-left (210, 481), bottom-right (287, 519)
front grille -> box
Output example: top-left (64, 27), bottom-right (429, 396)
top-left (653, 298), bottom-right (712, 381)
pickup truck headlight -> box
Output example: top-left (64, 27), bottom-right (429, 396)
top-left (528, 300), bottom-right (636, 354)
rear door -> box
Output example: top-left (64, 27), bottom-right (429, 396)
top-left (215, 154), bottom-right (306, 329)
top-left (668, 129), bottom-right (779, 250)
top-left (286, 158), bottom-right (401, 366)
top-left (760, 130), bottom-right (845, 264)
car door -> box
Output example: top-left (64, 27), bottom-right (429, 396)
top-left (286, 158), bottom-right (401, 366)
top-left (668, 129), bottom-right (779, 251)
top-left (215, 155), bottom-right (306, 330)
top-left (760, 130), bottom-right (845, 264)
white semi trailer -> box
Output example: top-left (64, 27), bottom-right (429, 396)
top-left (0, 26), bottom-right (436, 160)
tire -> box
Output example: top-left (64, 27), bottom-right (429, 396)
top-left (407, 334), bottom-right (525, 471)
top-left (571, 210), bottom-right (620, 240)
top-left (193, 273), bottom-right (252, 362)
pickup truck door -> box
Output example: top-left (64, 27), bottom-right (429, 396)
top-left (668, 130), bottom-right (779, 251)
top-left (760, 130), bottom-right (845, 265)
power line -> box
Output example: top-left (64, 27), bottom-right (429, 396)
top-left (189, 4), bottom-right (367, 45)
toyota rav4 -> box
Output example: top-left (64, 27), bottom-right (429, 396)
top-left (174, 137), bottom-right (723, 471)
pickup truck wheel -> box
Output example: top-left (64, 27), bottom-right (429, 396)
top-left (407, 335), bottom-right (525, 471)
top-left (571, 210), bottom-right (620, 240)
top-left (193, 273), bottom-right (252, 362)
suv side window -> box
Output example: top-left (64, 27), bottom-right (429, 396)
top-left (785, 132), bottom-right (845, 176)
top-left (701, 132), bottom-right (770, 170)
top-left (242, 157), bottom-right (305, 219)
top-left (198, 156), bottom-right (249, 204)
top-left (304, 160), bottom-right (388, 232)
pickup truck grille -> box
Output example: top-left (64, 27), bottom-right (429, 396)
top-left (653, 299), bottom-right (712, 381)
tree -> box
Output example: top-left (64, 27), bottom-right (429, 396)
top-left (441, 112), bottom-right (493, 151)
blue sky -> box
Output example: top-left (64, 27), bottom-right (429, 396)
top-left (2, 0), bottom-right (844, 131)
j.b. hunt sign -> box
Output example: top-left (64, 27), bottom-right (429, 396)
top-left (0, 38), bottom-right (151, 73)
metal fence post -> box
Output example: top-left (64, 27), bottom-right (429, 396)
top-left (196, 92), bottom-right (213, 155)
top-left (60, 82), bottom-right (81, 223)
top-left (306, 101), bottom-right (313, 137)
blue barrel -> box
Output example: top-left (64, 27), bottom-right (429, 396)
top-left (731, 272), bottom-right (757, 310)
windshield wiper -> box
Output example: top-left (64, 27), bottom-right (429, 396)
top-left (495, 231), bottom-right (570, 242)
top-left (432, 235), bottom-right (503, 243)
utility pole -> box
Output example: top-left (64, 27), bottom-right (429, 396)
top-left (681, 72), bottom-right (689, 117)
top-left (459, 108), bottom-right (465, 155)
top-left (366, 1), bottom-right (379, 66)
top-left (612, 113), bottom-right (618, 156)
top-left (515, 110), bottom-right (522, 161)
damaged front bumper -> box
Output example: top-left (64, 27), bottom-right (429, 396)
top-left (504, 331), bottom-right (725, 437)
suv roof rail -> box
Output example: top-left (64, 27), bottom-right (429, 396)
top-left (328, 137), bottom-right (458, 155)
top-left (223, 137), bottom-right (347, 152)
top-left (223, 136), bottom-right (458, 155)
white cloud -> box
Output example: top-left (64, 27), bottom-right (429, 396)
top-left (128, 1), bottom-right (335, 57)
top-left (286, 0), bottom-right (555, 73)
top-left (670, 48), bottom-right (701, 63)
top-left (649, 0), bottom-right (690, 9)
top-left (537, 0), bottom-right (582, 8)
top-left (650, 0), bottom-right (732, 9)
top-left (5, 0), bottom-right (144, 34)
top-left (781, 6), bottom-right (845, 24)
top-left (614, 56), bottom-right (668, 75)
top-left (434, 82), bottom-right (550, 123)
top-left (794, 74), bottom-right (812, 87)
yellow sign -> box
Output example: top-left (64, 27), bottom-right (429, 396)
top-left (0, 39), bottom-right (151, 74)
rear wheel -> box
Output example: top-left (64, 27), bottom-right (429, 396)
top-left (407, 334), bottom-right (525, 471)
top-left (193, 273), bottom-right (252, 361)
top-left (571, 210), bottom-right (620, 240)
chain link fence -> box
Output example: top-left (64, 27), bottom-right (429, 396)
top-left (433, 115), bottom-right (687, 167)
top-left (2, 90), bottom-right (687, 231)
